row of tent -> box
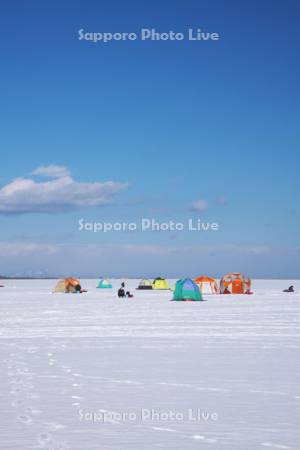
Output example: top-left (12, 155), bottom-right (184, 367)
top-left (53, 273), bottom-right (252, 296)
top-left (96, 277), bottom-right (171, 290)
top-left (137, 273), bottom-right (252, 295)
top-left (174, 274), bottom-right (252, 301)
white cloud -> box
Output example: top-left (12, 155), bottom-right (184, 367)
top-left (190, 199), bottom-right (208, 212)
top-left (31, 165), bottom-right (71, 178)
top-left (0, 170), bottom-right (127, 214)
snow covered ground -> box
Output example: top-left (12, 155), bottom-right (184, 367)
top-left (0, 279), bottom-right (299, 450)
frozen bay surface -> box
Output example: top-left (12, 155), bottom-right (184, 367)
top-left (0, 279), bottom-right (299, 450)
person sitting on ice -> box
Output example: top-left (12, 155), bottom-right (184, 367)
top-left (223, 287), bottom-right (231, 294)
top-left (283, 285), bottom-right (295, 293)
top-left (118, 282), bottom-right (133, 298)
top-left (74, 283), bottom-right (87, 294)
top-left (118, 282), bottom-right (126, 298)
top-left (118, 287), bottom-right (125, 298)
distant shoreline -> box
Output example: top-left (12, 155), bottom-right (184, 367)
top-left (0, 277), bottom-right (299, 281)
top-left (0, 276), bottom-right (58, 280)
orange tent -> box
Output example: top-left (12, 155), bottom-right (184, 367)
top-left (53, 277), bottom-right (81, 293)
top-left (220, 273), bottom-right (251, 294)
top-left (65, 277), bottom-right (81, 292)
top-left (194, 276), bottom-right (219, 294)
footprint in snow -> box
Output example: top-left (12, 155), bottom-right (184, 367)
top-left (10, 388), bottom-right (21, 395)
top-left (10, 377), bottom-right (22, 385)
top-left (37, 432), bottom-right (52, 447)
top-left (11, 399), bottom-right (23, 408)
top-left (24, 406), bottom-right (42, 416)
top-left (49, 442), bottom-right (68, 450)
top-left (261, 443), bottom-right (291, 449)
top-left (17, 414), bottom-right (32, 424)
top-left (16, 367), bottom-right (30, 374)
top-left (44, 422), bottom-right (66, 432)
top-left (27, 392), bottom-right (40, 400)
top-left (192, 435), bottom-right (217, 443)
top-left (23, 382), bottom-right (35, 390)
top-left (28, 347), bottom-right (39, 354)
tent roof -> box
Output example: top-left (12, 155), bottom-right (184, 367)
top-left (139, 279), bottom-right (152, 285)
top-left (195, 276), bottom-right (216, 283)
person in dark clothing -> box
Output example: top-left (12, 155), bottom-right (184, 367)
top-left (283, 285), bottom-right (295, 293)
top-left (74, 283), bottom-right (87, 293)
top-left (118, 282), bottom-right (133, 298)
top-left (118, 287), bottom-right (125, 298)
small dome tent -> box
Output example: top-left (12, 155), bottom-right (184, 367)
top-left (137, 279), bottom-right (153, 290)
top-left (195, 276), bottom-right (219, 294)
top-left (220, 273), bottom-right (252, 294)
top-left (152, 277), bottom-right (171, 290)
top-left (172, 278), bottom-right (203, 301)
top-left (53, 278), bottom-right (81, 293)
top-left (97, 278), bottom-right (112, 289)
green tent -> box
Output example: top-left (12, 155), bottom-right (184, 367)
top-left (172, 278), bottom-right (203, 301)
top-left (97, 278), bottom-right (112, 289)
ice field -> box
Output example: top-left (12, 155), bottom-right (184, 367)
top-left (0, 279), bottom-right (299, 450)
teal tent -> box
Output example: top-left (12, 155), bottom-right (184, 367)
top-left (97, 278), bottom-right (112, 289)
top-left (172, 278), bottom-right (203, 301)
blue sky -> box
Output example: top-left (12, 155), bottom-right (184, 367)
top-left (0, 0), bottom-right (299, 277)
